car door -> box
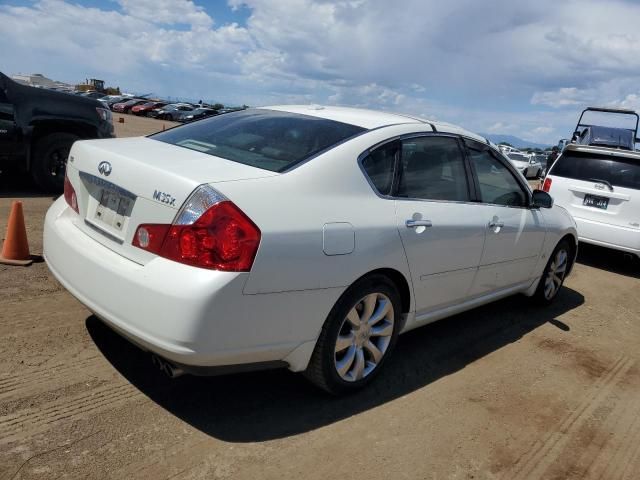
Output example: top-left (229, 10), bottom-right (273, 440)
top-left (390, 134), bottom-right (486, 314)
top-left (465, 140), bottom-right (546, 295)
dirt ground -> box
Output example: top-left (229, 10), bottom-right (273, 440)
top-left (1, 115), bottom-right (640, 479)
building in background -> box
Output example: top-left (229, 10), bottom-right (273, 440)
top-left (11, 73), bottom-right (73, 91)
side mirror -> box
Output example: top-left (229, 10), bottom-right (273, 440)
top-left (532, 189), bottom-right (553, 209)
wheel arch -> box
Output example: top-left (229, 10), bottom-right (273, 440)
top-left (28, 121), bottom-right (95, 169)
top-left (559, 232), bottom-right (578, 277)
top-left (353, 267), bottom-right (412, 316)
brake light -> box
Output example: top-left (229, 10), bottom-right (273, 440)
top-left (63, 173), bottom-right (79, 213)
top-left (542, 177), bottom-right (552, 192)
top-left (133, 186), bottom-right (261, 271)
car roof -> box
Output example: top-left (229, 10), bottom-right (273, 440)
top-left (563, 143), bottom-right (640, 160)
top-left (259, 105), bottom-right (487, 143)
top-left (261, 105), bottom-right (422, 129)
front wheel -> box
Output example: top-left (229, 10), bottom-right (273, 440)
top-left (304, 275), bottom-right (401, 394)
top-left (533, 240), bottom-right (571, 304)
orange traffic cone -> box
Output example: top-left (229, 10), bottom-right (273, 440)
top-left (0, 201), bottom-right (33, 266)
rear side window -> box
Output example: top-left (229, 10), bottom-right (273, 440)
top-left (361, 141), bottom-right (398, 195)
top-left (550, 151), bottom-right (640, 191)
top-left (152, 109), bottom-right (365, 172)
top-left (397, 136), bottom-right (470, 202)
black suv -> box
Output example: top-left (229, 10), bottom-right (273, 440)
top-left (0, 72), bottom-right (114, 191)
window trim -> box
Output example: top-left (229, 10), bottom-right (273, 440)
top-left (358, 132), bottom-right (477, 205)
top-left (463, 138), bottom-right (534, 209)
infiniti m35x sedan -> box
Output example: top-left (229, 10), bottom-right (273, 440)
top-left (44, 106), bottom-right (578, 394)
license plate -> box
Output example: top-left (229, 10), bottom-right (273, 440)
top-left (95, 189), bottom-right (133, 230)
top-left (583, 194), bottom-right (609, 210)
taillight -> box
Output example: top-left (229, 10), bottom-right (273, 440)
top-left (133, 186), bottom-right (261, 272)
top-left (63, 173), bottom-right (79, 213)
top-left (542, 177), bottom-right (552, 192)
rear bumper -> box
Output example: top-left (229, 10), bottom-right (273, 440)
top-left (44, 197), bottom-right (337, 370)
top-left (575, 216), bottom-right (640, 255)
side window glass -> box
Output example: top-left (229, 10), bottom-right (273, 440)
top-left (469, 149), bottom-right (528, 207)
top-left (361, 141), bottom-right (398, 196)
top-left (397, 136), bottom-right (469, 201)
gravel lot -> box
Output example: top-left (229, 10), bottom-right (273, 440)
top-left (1, 115), bottom-right (640, 479)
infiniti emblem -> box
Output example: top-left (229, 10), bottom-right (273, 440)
top-left (98, 161), bottom-right (112, 176)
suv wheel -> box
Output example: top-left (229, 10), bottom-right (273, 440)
top-left (31, 133), bottom-right (79, 192)
top-left (304, 275), bottom-right (401, 394)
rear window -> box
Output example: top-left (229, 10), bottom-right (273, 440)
top-left (550, 150), bottom-right (640, 190)
top-left (151, 109), bottom-right (366, 172)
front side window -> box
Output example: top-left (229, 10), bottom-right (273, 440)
top-left (361, 141), bottom-right (398, 195)
top-left (152, 109), bottom-right (365, 172)
top-left (469, 148), bottom-right (528, 207)
top-left (396, 136), bottom-right (470, 201)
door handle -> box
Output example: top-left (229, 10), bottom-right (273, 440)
top-left (406, 219), bottom-right (432, 228)
top-left (488, 220), bottom-right (504, 229)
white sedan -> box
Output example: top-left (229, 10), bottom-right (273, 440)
top-left (506, 152), bottom-right (543, 178)
top-left (44, 106), bottom-right (578, 394)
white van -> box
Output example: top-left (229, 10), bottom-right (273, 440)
top-left (543, 143), bottom-right (640, 257)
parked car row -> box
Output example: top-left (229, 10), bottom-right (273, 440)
top-left (101, 96), bottom-right (243, 122)
top-left (498, 145), bottom-right (545, 179)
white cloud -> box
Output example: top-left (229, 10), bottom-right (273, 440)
top-left (531, 88), bottom-right (587, 108)
top-left (2, 0), bottom-right (640, 144)
top-left (117, 0), bottom-right (214, 28)
top-left (487, 122), bottom-right (510, 133)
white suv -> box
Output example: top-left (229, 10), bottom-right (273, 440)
top-left (543, 143), bottom-right (640, 257)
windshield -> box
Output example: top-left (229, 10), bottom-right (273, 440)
top-left (550, 150), bottom-right (640, 190)
top-left (507, 153), bottom-right (528, 162)
top-left (151, 109), bottom-right (366, 172)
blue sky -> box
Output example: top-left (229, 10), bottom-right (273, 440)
top-left (2, 0), bottom-right (640, 144)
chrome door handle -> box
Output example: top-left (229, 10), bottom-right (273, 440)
top-left (406, 219), bottom-right (432, 228)
top-left (488, 220), bottom-right (504, 228)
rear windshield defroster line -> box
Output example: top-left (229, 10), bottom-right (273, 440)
top-left (150, 109), bottom-right (366, 172)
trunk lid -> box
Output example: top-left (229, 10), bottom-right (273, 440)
top-left (66, 137), bottom-right (277, 264)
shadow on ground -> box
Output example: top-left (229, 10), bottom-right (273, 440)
top-left (87, 286), bottom-right (584, 442)
top-left (577, 242), bottom-right (640, 279)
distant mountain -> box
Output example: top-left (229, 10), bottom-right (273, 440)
top-left (480, 134), bottom-right (551, 150)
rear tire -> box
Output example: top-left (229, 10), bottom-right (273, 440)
top-left (532, 239), bottom-right (572, 305)
top-left (31, 133), bottom-right (79, 193)
top-left (304, 275), bottom-right (402, 395)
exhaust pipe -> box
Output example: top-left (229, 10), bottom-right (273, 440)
top-left (623, 253), bottom-right (634, 262)
top-left (151, 354), bottom-right (185, 378)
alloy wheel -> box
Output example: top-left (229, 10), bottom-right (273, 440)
top-left (544, 248), bottom-right (568, 300)
top-left (334, 293), bottom-right (394, 382)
